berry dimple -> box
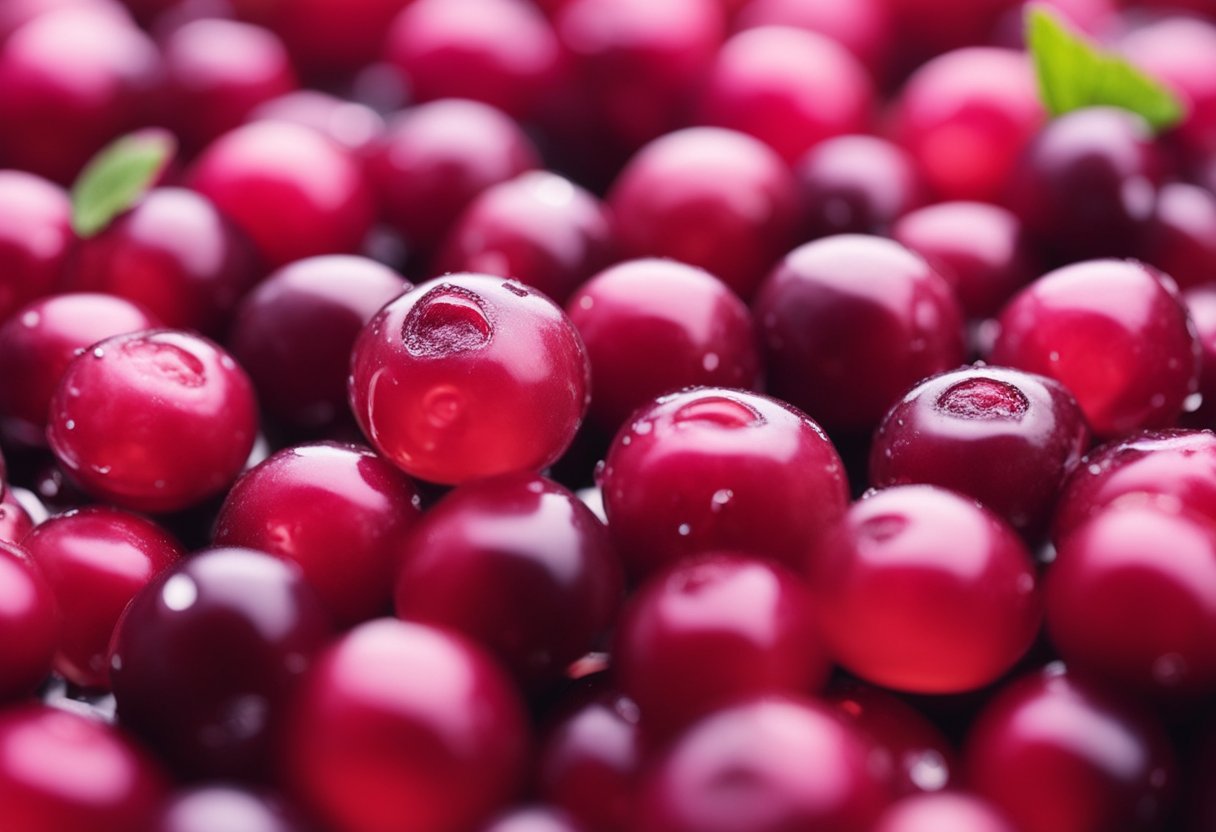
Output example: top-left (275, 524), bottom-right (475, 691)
top-left (118, 339), bottom-right (207, 389)
top-left (935, 378), bottom-right (1029, 420)
top-left (404, 286), bottom-right (494, 357)
top-left (671, 396), bottom-right (762, 429)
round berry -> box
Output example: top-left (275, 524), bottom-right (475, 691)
top-left (0, 542), bottom-right (58, 700)
top-left (795, 135), bottom-right (924, 239)
top-left (151, 786), bottom-right (309, 832)
top-left (247, 90), bottom-right (385, 157)
top-left (0, 170), bottom-right (71, 324)
top-left (1138, 182), bottom-right (1216, 292)
top-left (734, 0), bottom-right (892, 81)
top-left (873, 793), bottom-right (1017, 832)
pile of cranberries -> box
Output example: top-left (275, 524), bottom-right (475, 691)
top-left (3, 0), bottom-right (1216, 830)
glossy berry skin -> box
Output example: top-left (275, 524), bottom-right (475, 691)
top-left (0, 704), bottom-right (168, 832)
top-left (349, 273), bottom-right (590, 485)
top-left (614, 553), bottom-right (829, 739)
top-left (0, 0), bottom-right (126, 43)
top-left (634, 695), bottom-right (889, 832)
top-left (281, 618), bottom-right (529, 832)
top-left (795, 135), bottom-right (924, 239)
top-left (753, 235), bottom-right (965, 435)
top-left (607, 127), bottom-right (801, 299)
top-left (1183, 288), bottom-right (1216, 429)
top-left (248, 90), bottom-right (385, 157)
top-left (566, 259), bottom-right (761, 433)
top-left (870, 366), bottom-right (1089, 536)
top-left (989, 260), bottom-right (1199, 440)
top-left (24, 507), bottom-right (183, 689)
top-left (226, 256), bottom-right (408, 432)
top-left (696, 25), bottom-right (873, 166)
top-left (151, 786), bottom-right (309, 832)
top-left (109, 547), bottom-right (333, 780)
top-left (0, 489), bottom-right (35, 544)
top-left (601, 387), bottom-right (848, 580)
top-left (64, 189), bottom-right (260, 336)
top-left (733, 0), bottom-right (892, 82)
top-left (433, 171), bottom-right (615, 305)
top-left (964, 668), bottom-right (1176, 832)
top-left (1138, 183), bottom-right (1216, 292)
top-left (189, 121), bottom-right (376, 269)
top-left (0, 542), bottom-right (59, 700)
top-left (47, 329), bottom-right (258, 513)
top-left (872, 793), bottom-right (1017, 832)
top-left (479, 807), bottom-right (589, 832)
top-left (0, 292), bottom-right (161, 448)
top-left (0, 170), bottom-right (71, 324)
top-left (807, 485), bottom-right (1041, 694)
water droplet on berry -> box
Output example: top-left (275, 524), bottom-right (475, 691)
top-left (91, 347), bottom-right (105, 359)
top-left (677, 523), bottom-right (691, 536)
top-left (1185, 392), bottom-right (1203, 412)
top-left (64, 419), bottom-right (75, 431)
top-left (702, 352), bottom-right (720, 372)
top-left (162, 574), bottom-right (198, 611)
top-left (710, 489), bottom-right (733, 512)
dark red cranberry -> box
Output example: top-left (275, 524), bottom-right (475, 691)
top-left (226, 256), bottom-right (408, 432)
top-left (892, 201), bottom-right (1039, 319)
top-left (47, 329), bottom-right (258, 513)
top-left (1183, 287), bottom-right (1216, 428)
top-left (733, 0), bottom-right (892, 82)
top-left (24, 507), bottom-right (182, 689)
top-left (281, 618), bottom-right (529, 832)
top-left (566, 258), bottom-right (761, 433)
top-left (807, 485), bottom-right (1041, 693)
top-left (989, 260), bottom-right (1199, 439)
top-left (0, 489), bottom-right (35, 544)
top-left (479, 807), bottom-right (589, 832)
top-left (0, 0), bottom-right (125, 44)
top-left (0, 704), bottom-right (167, 832)
top-left (696, 25), bottom-right (873, 165)
top-left (872, 793), bottom-right (1018, 832)
top-left (753, 235), bottom-right (965, 435)
top-left (189, 121), bottom-right (375, 269)
top-left (601, 387), bottom-right (848, 580)
top-left (349, 273), bottom-right (590, 484)
top-left (633, 695), bottom-right (889, 832)
top-left (892, 48), bottom-right (1043, 203)
top-left (606, 127), bottom-right (801, 299)
top-left (151, 786), bottom-right (309, 832)
top-left (870, 365), bottom-right (1089, 535)
top-left (247, 90), bottom-right (385, 157)
top-left (109, 547), bottom-right (333, 780)
top-left (795, 135), bottom-right (925, 239)
top-left (964, 667), bottom-right (1176, 832)
top-left (0, 170), bottom-right (71, 323)
top-left (1137, 182), bottom-right (1216, 292)
top-left (0, 542), bottom-right (59, 699)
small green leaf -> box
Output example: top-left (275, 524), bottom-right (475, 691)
top-left (1025, 4), bottom-right (1186, 132)
top-left (70, 130), bottom-right (177, 238)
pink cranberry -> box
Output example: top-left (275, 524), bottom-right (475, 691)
top-left (349, 273), bottom-right (590, 484)
top-left (189, 121), bottom-right (375, 268)
top-left (601, 387), bottom-right (848, 580)
top-left (606, 127), bottom-right (801, 299)
top-left (989, 259), bottom-right (1199, 439)
top-left (280, 618), bottom-right (529, 832)
top-left (0, 542), bottom-right (59, 700)
top-left (151, 786), bottom-right (309, 832)
top-left (0, 489), bottom-right (35, 544)
top-left (47, 329), bottom-right (258, 513)
top-left (733, 0), bottom-right (892, 82)
top-left (1138, 182), bottom-right (1216, 292)
top-left (0, 170), bottom-right (71, 324)
top-left (753, 235), bottom-right (965, 435)
top-left (226, 255), bottom-right (408, 432)
top-left (0, 0), bottom-right (126, 44)
top-left (478, 807), bottom-right (589, 832)
top-left (0, 704), bottom-right (167, 832)
top-left (247, 90), bottom-right (385, 157)
top-left (1183, 287), bottom-right (1216, 429)
top-left (872, 793), bottom-right (1018, 832)
top-left (965, 667), bottom-right (1176, 832)
top-left (795, 135), bottom-right (925, 239)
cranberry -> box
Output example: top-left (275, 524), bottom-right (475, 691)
top-left (151, 786), bottom-right (309, 832)
top-left (0, 292), bottom-right (161, 448)
top-left (696, 25), bottom-right (873, 166)
top-left (0, 489), bottom-right (35, 543)
top-left (892, 48), bottom-right (1043, 203)
top-left (1183, 287), bottom-right (1216, 428)
top-left (606, 127), bottom-right (801, 299)
top-left (988, 259), bottom-right (1199, 439)
top-left (870, 366), bottom-right (1089, 536)
top-left (0, 704), bottom-right (167, 832)
top-left (566, 258), bottom-right (760, 433)
top-left (883, 0), bottom-right (1015, 68)
top-left (188, 121), bottom-right (375, 269)
top-left (753, 235), bottom-right (965, 435)
top-left (479, 807), bottom-right (589, 832)
top-left (795, 135), bottom-right (925, 239)
top-left (349, 273), bottom-right (590, 484)
top-left (601, 387), bottom-right (848, 580)
top-left (1137, 182), bottom-right (1216, 292)
top-left (633, 695), bottom-right (888, 832)
top-left (226, 256), bottom-right (408, 432)
top-left (0, 170), bottom-right (71, 324)
top-left (281, 618), bottom-right (529, 832)
top-left (47, 329), bottom-right (258, 513)
top-left (733, 0), bottom-right (892, 82)
top-left (808, 485), bottom-right (1041, 693)
top-left (24, 507), bottom-right (182, 689)
top-left (0, 542), bottom-right (59, 700)
top-left (247, 90), bottom-right (385, 157)
top-left (109, 547), bottom-right (332, 779)
top-left (872, 793), bottom-right (1017, 832)
top-left (964, 667), bottom-right (1176, 832)
top-left (0, 0), bottom-right (125, 44)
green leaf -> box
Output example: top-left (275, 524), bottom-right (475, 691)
top-left (70, 130), bottom-right (177, 238)
top-left (1025, 4), bottom-right (1186, 132)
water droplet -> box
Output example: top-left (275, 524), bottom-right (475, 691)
top-left (677, 523), bottom-right (691, 536)
top-left (907, 750), bottom-right (949, 792)
top-left (95, 465), bottom-right (111, 476)
top-left (64, 419), bottom-right (75, 431)
top-left (633, 420), bottom-right (652, 436)
top-left (702, 352), bottom-right (720, 372)
top-left (1087, 463), bottom-right (1102, 476)
top-left (162, 574), bottom-right (198, 611)
top-left (20, 310), bottom-right (39, 328)
top-left (1048, 351), bottom-right (1061, 363)
top-left (526, 480), bottom-right (544, 494)
top-left (710, 489), bottom-right (733, 512)
top-left (620, 435), bottom-right (631, 446)
top-left (578, 295), bottom-right (593, 310)
top-left (1185, 392), bottom-right (1203, 413)
top-left (91, 347), bottom-right (105, 359)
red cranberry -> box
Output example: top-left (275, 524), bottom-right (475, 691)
top-left (0, 292), bottom-right (161, 448)
top-left (281, 618), bottom-right (529, 832)
top-left (0, 0), bottom-right (125, 44)
top-left (151, 786), bottom-right (309, 832)
top-left (0, 489), bottom-right (35, 544)
top-left (479, 807), bottom-right (589, 832)
top-left (872, 793), bottom-right (1017, 832)
top-left (109, 547), bottom-right (333, 779)
top-left (696, 25), bottom-right (873, 165)
top-left (892, 48), bottom-right (1043, 203)
top-left (47, 329), bottom-right (259, 513)
top-left (870, 366), bottom-right (1089, 536)
top-left (808, 485), bottom-right (1041, 693)
top-left (601, 387), bottom-right (848, 580)
top-left (795, 135), bottom-right (925, 239)
top-left (0, 170), bottom-right (71, 324)
top-left (753, 235), bottom-right (965, 435)
top-left (1138, 182), bottom-right (1216, 292)
top-left (633, 695), bottom-right (888, 832)
top-left (606, 127), bottom-right (801, 299)
top-left (1183, 287), bottom-right (1216, 428)
top-left (189, 121), bottom-right (375, 269)
top-left (989, 260), bottom-right (1199, 439)
top-left (24, 507), bottom-right (182, 689)
top-left (733, 0), bottom-right (892, 82)
top-left (0, 542), bottom-right (59, 700)
top-left (964, 667), bottom-right (1176, 832)
top-left (247, 90), bottom-right (385, 157)
top-left (349, 273), bottom-right (590, 484)
top-left (0, 704), bottom-right (167, 832)
top-left (226, 255), bottom-right (408, 432)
